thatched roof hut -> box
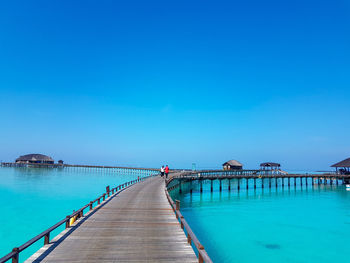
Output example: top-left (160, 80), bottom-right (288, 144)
top-left (15, 154), bottom-right (54, 164)
top-left (222, 160), bottom-right (243, 170)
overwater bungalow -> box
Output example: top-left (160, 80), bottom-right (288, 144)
top-left (15, 154), bottom-right (54, 164)
top-left (222, 160), bottom-right (243, 170)
top-left (331, 158), bottom-right (350, 175)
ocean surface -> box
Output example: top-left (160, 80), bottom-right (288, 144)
top-left (170, 178), bottom-right (350, 263)
top-left (0, 167), bottom-right (145, 262)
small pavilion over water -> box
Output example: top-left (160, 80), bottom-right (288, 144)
top-left (331, 158), bottom-right (350, 175)
top-left (260, 162), bottom-right (281, 174)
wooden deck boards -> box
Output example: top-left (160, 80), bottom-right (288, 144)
top-left (26, 177), bottom-right (197, 263)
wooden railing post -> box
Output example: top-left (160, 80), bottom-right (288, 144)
top-left (187, 232), bottom-right (191, 244)
top-left (198, 244), bottom-right (204, 263)
top-left (12, 247), bottom-right (19, 263)
top-left (180, 216), bottom-right (184, 229)
top-left (176, 200), bottom-right (180, 210)
top-left (103, 194), bottom-right (106, 201)
top-left (89, 201), bottom-right (93, 211)
top-left (44, 232), bottom-right (50, 245)
top-left (65, 216), bottom-right (70, 228)
top-left (106, 186), bottom-right (110, 197)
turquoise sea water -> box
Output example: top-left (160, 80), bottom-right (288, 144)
top-left (0, 167), bottom-right (144, 262)
top-left (171, 179), bottom-right (350, 263)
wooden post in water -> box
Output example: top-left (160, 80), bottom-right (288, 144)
top-left (220, 179), bottom-right (222, 192)
top-left (275, 178), bottom-right (278, 188)
top-left (305, 177), bottom-right (308, 186)
top-left (262, 178), bottom-right (264, 188)
top-left (288, 177), bottom-right (290, 187)
top-left (254, 178), bottom-right (256, 189)
top-left (179, 181), bottom-right (182, 194)
top-left (200, 180), bottom-right (203, 193)
top-left (294, 177), bottom-right (297, 187)
top-left (269, 178), bottom-right (271, 188)
top-left (237, 179), bottom-right (240, 190)
top-left (282, 178), bottom-right (284, 188)
top-left (246, 178), bottom-right (249, 189)
top-left (228, 179), bottom-right (231, 191)
top-left (211, 180), bottom-right (213, 192)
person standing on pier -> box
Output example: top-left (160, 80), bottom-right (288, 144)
top-left (165, 165), bottom-right (169, 179)
top-left (160, 165), bottom-right (165, 177)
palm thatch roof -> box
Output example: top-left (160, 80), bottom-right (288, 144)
top-left (222, 160), bottom-right (243, 167)
top-left (331, 158), bottom-right (350, 168)
top-left (16, 154), bottom-right (54, 162)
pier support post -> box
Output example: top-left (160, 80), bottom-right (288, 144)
top-left (179, 182), bottom-right (182, 194)
top-left (246, 178), bottom-right (249, 189)
top-left (288, 177), bottom-right (290, 187)
top-left (301, 177), bottom-right (303, 187)
top-left (262, 178), bottom-right (264, 188)
top-left (330, 178), bottom-right (333, 185)
top-left (305, 177), bottom-right (308, 186)
top-left (282, 178), bottom-right (284, 188)
top-left (228, 179), bottom-right (231, 191)
top-left (275, 178), bottom-right (278, 188)
top-left (200, 181), bottom-right (203, 193)
top-left (237, 179), bottom-right (240, 190)
top-left (254, 178), bottom-right (256, 189)
top-left (211, 180), bottom-right (213, 192)
top-left (269, 178), bottom-right (271, 188)
top-left (294, 177), bottom-right (296, 187)
top-left (220, 180), bottom-right (222, 192)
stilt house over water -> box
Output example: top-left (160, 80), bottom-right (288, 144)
top-left (331, 158), bottom-right (350, 175)
top-left (222, 160), bottom-right (243, 170)
top-left (15, 154), bottom-right (54, 164)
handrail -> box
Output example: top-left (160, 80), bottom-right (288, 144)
top-left (0, 175), bottom-right (155, 263)
top-left (164, 189), bottom-right (213, 263)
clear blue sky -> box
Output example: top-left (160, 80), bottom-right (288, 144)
top-left (0, 0), bottom-right (349, 170)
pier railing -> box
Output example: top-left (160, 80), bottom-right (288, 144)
top-left (0, 176), bottom-right (153, 263)
top-left (165, 179), bottom-right (213, 263)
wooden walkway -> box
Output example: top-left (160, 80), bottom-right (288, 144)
top-left (26, 177), bottom-right (197, 263)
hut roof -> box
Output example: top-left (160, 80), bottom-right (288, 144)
top-left (331, 158), bottom-right (350, 168)
top-left (16, 154), bottom-right (54, 162)
top-left (222, 160), bottom-right (243, 167)
top-left (260, 162), bottom-right (281, 167)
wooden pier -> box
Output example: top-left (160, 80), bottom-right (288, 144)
top-left (166, 170), bottom-right (350, 193)
top-left (24, 176), bottom-right (197, 263)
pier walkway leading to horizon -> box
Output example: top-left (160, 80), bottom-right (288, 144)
top-left (25, 176), bottom-right (197, 263)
